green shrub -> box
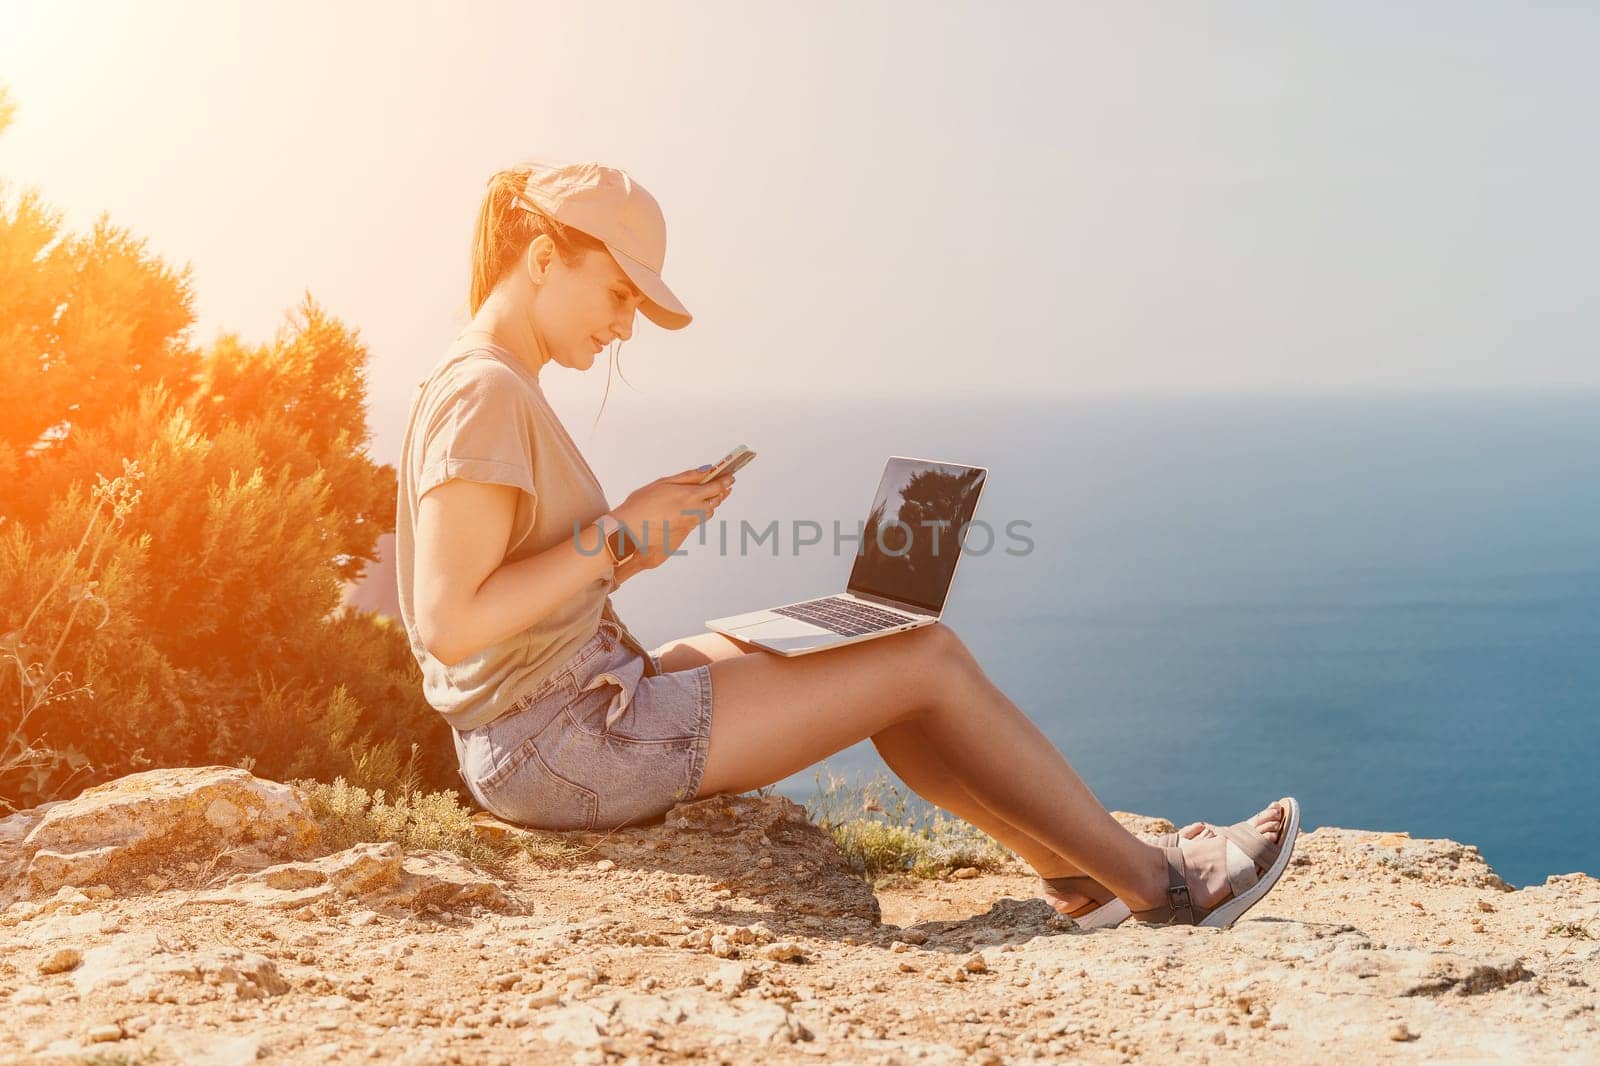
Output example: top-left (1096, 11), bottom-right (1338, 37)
top-left (288, 776), bottom-right (592, 876)
top-left (804, 766), bottom-right (1015, 884)
top-left (0, 81), bottom-right (454, 812)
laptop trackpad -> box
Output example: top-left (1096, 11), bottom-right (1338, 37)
top-left (729, 616), bottom-right (830, 643)
top-left (729, 614), bottom-right (825, 640)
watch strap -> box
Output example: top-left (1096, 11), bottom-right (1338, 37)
top-left (595, 513), bottom-right (636, 566)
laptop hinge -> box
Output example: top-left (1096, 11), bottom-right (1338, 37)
top-left (843, 590), bottom-right (937, 618)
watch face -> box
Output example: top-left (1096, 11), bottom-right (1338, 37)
top-left (606, 528), bottom-right (635, 564)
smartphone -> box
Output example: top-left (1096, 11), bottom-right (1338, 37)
top-left (698, 444), bottom-right (757, 484)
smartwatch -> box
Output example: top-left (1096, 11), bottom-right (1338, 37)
top-left (594, 513), bottom-right (637, 568)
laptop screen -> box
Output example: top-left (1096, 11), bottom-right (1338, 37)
top-left (846, 458), bottom-right (987, 614)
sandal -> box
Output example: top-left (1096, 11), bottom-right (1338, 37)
top-left (1128, 797), bottom-right (1301, 929)
top-left (1041, 828), bottom-right (1189, 930)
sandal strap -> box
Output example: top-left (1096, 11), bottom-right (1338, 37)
top-left (1212, 821), bottom-right (1280, 871)
top-left (1041, 830), bottom-right (1180, 906)
top-left (1223, 836), bottom-right (1259, 898)
top-left (1128, 846), bottom-right (1197, 926)
top-left (1039, 875), bottom-right (1116, 907)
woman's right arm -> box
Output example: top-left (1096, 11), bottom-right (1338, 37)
top-left (414, 467), bottom-right (735, 667)
top-left (414, 478), bottom-right (612, 667)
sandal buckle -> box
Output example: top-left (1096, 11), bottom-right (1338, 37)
top-left (1168, 885), bottom-right (1192, 911)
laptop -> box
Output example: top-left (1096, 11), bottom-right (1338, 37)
top-left (705, 456), bottom-right (987, 656)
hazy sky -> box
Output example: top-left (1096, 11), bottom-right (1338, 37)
top-left (3, 1), bottom-right (1597, 462)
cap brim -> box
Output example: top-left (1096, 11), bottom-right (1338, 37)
top-left (606, 245), bottom-right (693, 330)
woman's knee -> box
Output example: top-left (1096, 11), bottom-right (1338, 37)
top-left (905, 621), bottom-right (980, 682)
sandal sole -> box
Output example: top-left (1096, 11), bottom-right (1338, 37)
top-left (1072, 898), bottom-right (1131, 929)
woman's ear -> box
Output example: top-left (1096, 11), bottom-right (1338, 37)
top-left (525, 234), bottom-right (553, 287)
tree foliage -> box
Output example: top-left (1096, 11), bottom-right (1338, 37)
top-left (0, 84), bottom-right (458, 812)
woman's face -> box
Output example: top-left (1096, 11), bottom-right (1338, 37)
top-left (529, 237), bottom-right (647, 371)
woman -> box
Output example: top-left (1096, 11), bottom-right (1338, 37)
top-left (396, 160), bottom-right (1301, 929)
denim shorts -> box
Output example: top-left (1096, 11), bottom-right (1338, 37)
top-left (450, 618), bottom-right (715, 832)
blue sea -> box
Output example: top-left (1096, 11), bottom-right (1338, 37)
top-left (571, 389), bottom-right (1600, 887)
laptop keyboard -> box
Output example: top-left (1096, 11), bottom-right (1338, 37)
top-left (771, 597), bottom-right (917, 636)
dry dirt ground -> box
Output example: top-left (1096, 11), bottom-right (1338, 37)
top-left (2, 771), bottom-right (1597, 1064)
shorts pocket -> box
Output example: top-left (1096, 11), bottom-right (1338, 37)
top-left (565, 670), bottom-right (638, 737)
top-left (478, 734), bottom-right (598, 832)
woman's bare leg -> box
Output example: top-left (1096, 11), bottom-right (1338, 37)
top-left (870, 722), bottom-right (1285, 911)
top-left (695, 623), bottom-right (1180, 908)
top-left (654, 631), bottom-right (1107, 904)
top-left (659, 626), bottom-right (1279, 913)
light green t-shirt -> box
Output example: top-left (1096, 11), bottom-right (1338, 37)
top-left (396, 333), bottom-right (617, 732)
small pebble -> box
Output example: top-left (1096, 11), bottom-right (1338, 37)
top-left (38, 949), bottom-right (82, 975)
top-left (758, 942), bottom-right (806, 962)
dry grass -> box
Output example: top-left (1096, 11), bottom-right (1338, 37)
top-left (283, 763), bottom-right (1015, 888)
top-left (803, 765), bottom-right (1014, 884)
top-left (286, 776), bottom-right (596, 878)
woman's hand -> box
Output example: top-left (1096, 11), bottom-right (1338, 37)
top-left (612, 466), bottom-right (735, 572)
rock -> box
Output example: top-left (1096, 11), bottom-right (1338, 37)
top-left (71, 931), bottom-right (289, 999)
top-left (609, 990), bottom-right (690, 1031)
top-left (158, 1029), bottom-right (264, 1066)
top-left (0, 801), bottom-right (64, 891)
top-left (189, 841), bottom-right (513, 914)
top-left (2, 766), bottom-right (323, 905)
top-left (392, 848), bottom-right (516, 912)
top-left (552, 792), bottom-right (879, 923)
top-left (541, 1001), bottom-right (612, 1047)
top-left (1112, 811), bottom-right (1179, 838)
top-left (86, 1024), bottom-right (123, 1043)
top-left (1305, 827), bottom-right (1513, 891)
top-left (1403, 959), bottom-right (1535, 998)
top-left (263, 840), bottom-right (398, 895)
top-left (3, 770), bottom-right (1596, 1064)
top-left (697, 997), bottom-right (803, 1044)
top-left (38, 947), bottom-right (82, 973)
top-left (708, 961), bottom-right (757, 993)
top-left (757, 941), bottom-right (806, 962)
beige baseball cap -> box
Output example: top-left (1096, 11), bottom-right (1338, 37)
top-left (513, 161), bottom-right (692, 331)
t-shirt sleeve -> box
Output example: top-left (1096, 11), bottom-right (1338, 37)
top-left (415, 360), bottom-right (538, 511)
